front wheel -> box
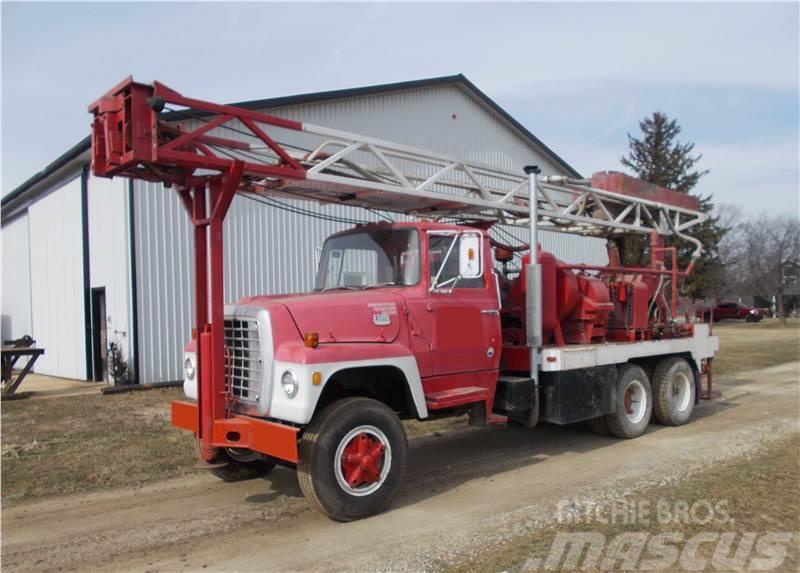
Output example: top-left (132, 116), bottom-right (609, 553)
top-left (297, 397), bottom-right (407, 521)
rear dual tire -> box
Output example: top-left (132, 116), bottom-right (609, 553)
top-left (605, 364), bottom-right (653, 439)
top-left (297, 397), bottom-right (407, 522)
top-left (588, 358), bottom-right (696, 437)
top-left (651, 357), bottom-right (695, 426)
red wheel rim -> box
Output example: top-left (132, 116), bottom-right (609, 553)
top-left (340, 432), bottom-right (385, 489)
top-left (622, 379), bottom-right (647, 424)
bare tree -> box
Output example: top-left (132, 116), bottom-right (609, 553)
top-left (734, 214), bottom-right (800, 324)
top-left (712, 204), bottom-right (745, 300)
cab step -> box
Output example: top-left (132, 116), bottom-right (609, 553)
top-left (425, 386), bottom-right (488, 409)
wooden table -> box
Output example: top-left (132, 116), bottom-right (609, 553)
top-left (2, 346), bottom-right (45, 395)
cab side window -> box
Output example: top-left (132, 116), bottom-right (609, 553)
top-left (428, 235), bottom-right (483, 289)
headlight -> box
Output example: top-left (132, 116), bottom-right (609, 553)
top-left (281, 370), bottom-right (299, 398)
top-left (184, 356), bottom-right (196, 380)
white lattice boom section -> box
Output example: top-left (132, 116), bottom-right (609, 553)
top-left (89, 78), bottom-right (706, 244)
top-left (233, 122), bottom-right (707, 243)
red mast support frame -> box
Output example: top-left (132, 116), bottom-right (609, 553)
top-left (182, 166), bottom-right (245, 460)
top-left (89, 78), bottom-right (307, 461)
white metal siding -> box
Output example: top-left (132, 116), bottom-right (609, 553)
top-left (132, 182), bottom-right (382, 383)
top-left (491, 226), bottom-right (609, 272)
top-left (88, 175), bottom-right (133, 376)
top-left (542, 231), bottom-right (607, 265)
top-left (133, 85), bottom-right (598, 383)
top-left (133, 181), bottom-right (194, 383)
top-left (263, 85), bottom-right (565, 176)
top-left (28, 176), bottom-right (86, 379)
top-left (1, 214), bottom-right (33, 340)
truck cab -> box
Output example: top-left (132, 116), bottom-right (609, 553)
top-left (184, 221), bottom-right (503, 427)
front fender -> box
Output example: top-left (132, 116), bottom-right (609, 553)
top-left (270, 342), bottom-right (427, 424)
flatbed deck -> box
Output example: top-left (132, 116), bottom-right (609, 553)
top-left (540, 324), bottom-right (719, 372)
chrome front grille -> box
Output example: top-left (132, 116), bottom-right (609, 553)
top-left (224, 317), bottom-right (262, 402)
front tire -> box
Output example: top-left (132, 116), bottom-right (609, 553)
top-left (297, 397), bottom-right (407, 521)
top-left (652, 357), bottom-right (695, 426)
top-left (604, 364), bottom-right (653, 439)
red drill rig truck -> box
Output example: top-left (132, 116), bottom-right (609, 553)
top-left (89, 78), bottom-right (718, 521)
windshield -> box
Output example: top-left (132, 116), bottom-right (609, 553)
top-left (314, 228), bottom-right (420, 291)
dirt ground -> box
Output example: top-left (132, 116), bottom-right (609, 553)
top-left (1, 373), bottom-right (103, 400)
top-left (449, 433), bottom-right (800, 573)
top-left (2, 320), bottom-right (798, 572)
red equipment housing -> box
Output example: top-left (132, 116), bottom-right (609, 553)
top-left (506, 251), bottom-right (613, 347)
top-left (500, 230), bottom-right (692, 373)
top-left (607, 280), bottom-right (651, 341)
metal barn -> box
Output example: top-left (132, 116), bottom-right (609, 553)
top-left (1, 75), bottom-right (604, 384)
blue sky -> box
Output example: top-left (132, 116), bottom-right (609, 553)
top-left (2, 2), bottom-right (798, 216)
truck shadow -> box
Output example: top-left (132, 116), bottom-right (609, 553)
top-left (246, 423), bottom-right (603, 507)
top-left (245, 385), bottom-right (741, 510)
top-left (393, 396), bottom-right (739, 511)
top-left (393, 422), bottom-right (620, 510)
top-left (687, 393), bottom-right (737, 422)
top-left (245, 471), bottom-right (304, 503)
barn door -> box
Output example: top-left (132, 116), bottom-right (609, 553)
top-left (91, 288), bottom-right (107, 382)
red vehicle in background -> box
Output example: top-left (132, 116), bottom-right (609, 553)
top-left (704, 302), bottom-right (763, 323)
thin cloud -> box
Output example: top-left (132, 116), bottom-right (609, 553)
top-left (1, 2), bottom-right (797, 218)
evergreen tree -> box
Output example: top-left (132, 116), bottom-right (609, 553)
top-left (621, 112), bottom-right (708, 193)
top-left (620, 112), bottom-right (725, 300)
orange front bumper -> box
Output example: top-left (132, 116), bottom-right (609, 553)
top-left (171, 400), bottom-right (299, 463)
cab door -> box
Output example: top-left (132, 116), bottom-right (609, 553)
top-left (426, 232), bottom-right (501, 376)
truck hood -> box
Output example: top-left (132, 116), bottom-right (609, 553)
top-left (242, 291), bottom-right (404, 343)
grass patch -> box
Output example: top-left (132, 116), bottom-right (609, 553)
top-left (713, 318), bottom-right (799, 377)
top-left (1, 388), bottom-right (196, 506)
top-left (447, 435), bottom-right (800, 572)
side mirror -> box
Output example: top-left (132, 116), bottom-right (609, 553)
top-left (459, 234), bottom-right (482, 279)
